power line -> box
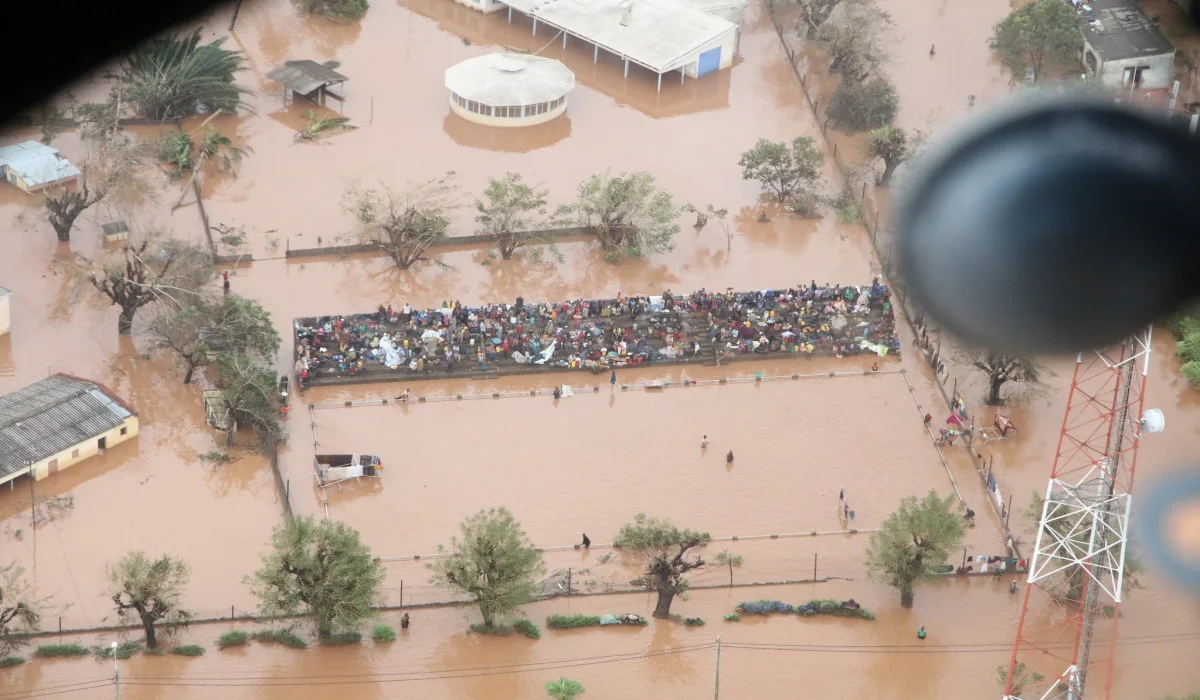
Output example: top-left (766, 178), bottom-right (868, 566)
top-left (0, 679), bottom-right (111, 700)
top-left (1, 682), bottom-right (115, 700)
top-left (120, 644), bottom-right (713, 688)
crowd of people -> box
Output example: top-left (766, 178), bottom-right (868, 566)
top-left (292, 281), bottom-right (901, 386)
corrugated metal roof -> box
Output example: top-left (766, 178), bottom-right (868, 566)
top-left (265, 60), bottom-right (349, 96)
top-left (1083, 0), bottom-right (1175, 61)
top-left (0, 374), bottom-right (135, 478)
top-left (0, 286), bottom-right (10, 296)
top-left (445, 53), bottom-right (575, 105)
top-left (0, 141), bottom-right (82, 188)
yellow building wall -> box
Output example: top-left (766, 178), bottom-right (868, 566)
top-left (0, 293), bottom-right (9, 336)
top-left (29, 416), bottom-right (140, 481)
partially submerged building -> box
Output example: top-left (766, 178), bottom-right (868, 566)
top-left (0, 373), bottom-right (139, 486)
top-left (446, 53), bottom-right (576, 126)
top-left (497, 0), bottom-right (745, 90)
top-left (1081, 0), bottom-right (1176, 89)
top-left (0, 141), bottom-right (81, 193)
top-left (266, 60), bottom-right (349, 106)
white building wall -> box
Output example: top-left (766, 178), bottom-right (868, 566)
top-left (452, 0), bottom-right (505, 13)
top-left (680, 30), bottom-right (738, 78)
top-left (0, 292), bottom-right (9, 336)
top-left (449, 99), bottom-right (568, 126)
top-left (28, 416), bottom-right (140, 481)
top-left (1084, 40), bottom-right (1176, 90)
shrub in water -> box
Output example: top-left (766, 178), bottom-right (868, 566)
top-left (546, 614), bottom-right (602, 629)
top-left (94, 642), bottom-right (141, 660)
top-left (513, 619), bottom-right (540, 640)
top-left (800, 599), bottom-right (875, 621)
top-left (34, 644), bottom-right (89, 658)
top-left (320, 632), bottom-right (363, 646)
top-left (372, 624), bottom-right (397, 643)
top-left (217, 630), bottom-right (249, 649)
top-left (251, 628), bottom-right (308, 649)
top-left (723, 613), bottom-right (741, 622)
top-left (170, 645), bottom-right (205, 657)
top-left (0, 656), bottom-right (26, 668)
top-left (735, 600), bottom-right (794, 616)
top-left (683, 617), bottom-right (705, 626)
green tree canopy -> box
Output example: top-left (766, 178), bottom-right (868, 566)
top-left (124, 31), bottom-right (251, 120)
top-left (991, 0), bottom-right (1082, 83)
top-left (826, 76), bottom-right (899, 131)
top-left (865, 491), bottom-right (965, 607)
top-left (0, 563), bottom-right (44, 656)
top-left (545, 677), bottom-right (586, 700)
top-left (713, 550), bottom-right (744, 587)
top-left (427, 508), bottom-right (545, 629)
top-left (248, 516), bottom-right (384, 638)
top-left (737, 137), bottom-right (825, 201)
top-left (475, 172), bottom-right (553, 261)
top-left (107, 552), bottom-right (191, 649)
top-left (148, 293), bottom-right (279, 384)
top-left (558, 171), bottom-right (680, 263)
top-left (613, 513), bottom-right (710, 619)
top-left (866, 126), bottom-right (910, 186)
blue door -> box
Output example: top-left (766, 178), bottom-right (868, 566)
top-left (697, 47), bottom-right (722, 77)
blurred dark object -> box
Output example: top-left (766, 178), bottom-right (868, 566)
top-left (895, 97), bottom-right (1200, 355)
top-left (2, 0), bottom-right (222, 128)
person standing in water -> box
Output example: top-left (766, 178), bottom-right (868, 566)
top-left (401, 612), bottom-right (410, 629)
top-left (581, 533), bottom-right (591, 549)
top-left (917, 625), bottom-right (926, 640)
top-left (726, 450), bottom-right (734, 463)
top-left (839, 487), bottom-right (845, 502)
top-left (701, 435), bottom-right (709, 449)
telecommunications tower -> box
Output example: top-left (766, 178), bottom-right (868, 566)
top-left (1003, 328), bottom-right (1163, 700)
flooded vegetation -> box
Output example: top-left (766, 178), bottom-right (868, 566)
top-left (2, 0), bottom-right (1200, 697)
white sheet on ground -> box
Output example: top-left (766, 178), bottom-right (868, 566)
top-left (379, 335), bottom-right (402, 369)
top-left (859, 340), bottom-right (889, 356)
top-left (535, 340), bottom-right (557, 364)
top-left (559, 385), bottom-right (575, 397)
top-left (511, 351), bottom-right (529, 364)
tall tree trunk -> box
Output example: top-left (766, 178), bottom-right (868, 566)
top-left (900, 581), bottom-right (914, 609)
top-left (987, 375), bottom-right (1005, 405)
top-left (54, 223), bottom-right (72, 242)
top-left (878, 159), bottom-right (899, 186)
top-left (183, 361), bottom-right (196, 384)
top-left (142, 614), bottom-right (157, 649)
top-left (728, 565), bottom-right (734, 587)
top-left (498, 235), bottom-right (516, 260)
top-left (652, 586), bottom-right (675, 619)
top-left (118, 306), bottom-right (137, 335)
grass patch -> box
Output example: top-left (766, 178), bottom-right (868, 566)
top-left (251, 628), bottom-right (308, 649)
top-left (170, 645), bottom-right (205, 657)
top-left (546, 614), bottom-right (602, 629)
top-left (683, 617), bottom-right (705, 626)
top-left (0, 656), bottom-right (26, 668)
top-left (802, 599), bottom-right (875, 620)
top-left (199, 450), bottom-right (232, 463)
top-left (724, 613), bottom-right (741, 622)
top-left (93, 642), bottom-right (142, 660)
top-left (144, 647), bottom-right (165, 656)
top-left (320, 632), bottom-right (362, 646)
top-left (34, 644), bottom-right (90, 658)
top-left (513, 619), bottom-right (541, 640)
top-left (372, 624), bottom-right (397, 643)
top-left (217, 630), bottom-right (249, 649)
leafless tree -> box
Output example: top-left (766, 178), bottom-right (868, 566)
top-left (342, 174), bottom-right (460, 269)
top-left (41, 135), bottom-right (148, 243)
top-left (1, 563), bottom-right (47, 656)
top-left (816, 0), bottom-right (891, 85)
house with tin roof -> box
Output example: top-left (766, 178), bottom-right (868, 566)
top-left (1081, 0), bottom-right (1176, 90)
top-left (0, 373), bottom-right (139, 485)
top-left (0, 141), bottom-right (81, 193)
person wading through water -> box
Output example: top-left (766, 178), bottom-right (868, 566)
top-left (726, 450), bottom-right (735, 463)
top-left (581, 533), bottom-right (591, 549)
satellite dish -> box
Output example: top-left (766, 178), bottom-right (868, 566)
top-left (1141, 408), bottom-right (1165, 435)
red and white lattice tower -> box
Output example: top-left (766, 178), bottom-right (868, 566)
top-left (1003, 328), bottom-right (1153, 700)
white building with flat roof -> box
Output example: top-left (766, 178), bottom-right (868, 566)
top-left (0, 141), bottom-right (81, 193)
top-left (496, 0), bottom-right (745, 90)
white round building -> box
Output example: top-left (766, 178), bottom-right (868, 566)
top-left (445, 53), bottom-right (575, 127)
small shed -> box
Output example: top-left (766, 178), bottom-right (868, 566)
top-left (0, 373), bottom-right (139, 485)
top-left (266, 60), bottom-right (349, 105)
top-left (0, 141), bottom-right (81, 193)
top-left (0, 286), bottom-right (10, 336)
top-left (1081, 0), bottom-right (1176, 90)
top-left (445, 53), bottom-right (575, 127)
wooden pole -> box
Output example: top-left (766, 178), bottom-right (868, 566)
top-left (567, 567), bottom-right (572, 596)
top-left (229, 0), bottom-right (245, 31)
top-left (1005, 494), bottom-right (1013, 529)
top-left (813, 552), bottom-right (817, 580)
top-left (400, 580), bottom-right (404, 606)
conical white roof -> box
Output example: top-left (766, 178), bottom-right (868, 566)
top-left (445, 53), bottom-right (575, 106)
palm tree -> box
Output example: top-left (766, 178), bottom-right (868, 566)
top-left (124, 30), bottom-right (251, 120)
top-left (197, 127), bottom-right (252, 170)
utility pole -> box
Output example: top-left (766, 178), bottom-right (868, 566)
top-left (112, 641), bottom-right (120, 700)
top-left (713, 635), bottom-right (722, 700)
top-left (229, 0), bottom-right (245, 31)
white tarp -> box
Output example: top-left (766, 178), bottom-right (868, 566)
top-left (859, 340), bottom-right (889, 356)
top-left (558, 385), bottom-right (575, 397)
top-left (379, 335), bottom-right (403, 369)
top-left (324, 465), bottom-right (364, 481)
top-left (535, 340), bottom-right (557, 364)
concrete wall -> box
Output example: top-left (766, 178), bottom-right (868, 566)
top-left (29, 416), bottom-right (140, 481)
top-left (452, 0), bottom-right (505, 13)
top-left (681, 30), bottom-right (738, 78)
top-left (1084, 40), bottom-right (1176, 90)
top-left (0, 292), bottom-right (9, 336)
top-left (449, 98), bottom-right (568, 126)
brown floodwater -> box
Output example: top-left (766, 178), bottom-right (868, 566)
top-left (3, 0), bottom-right (1200, 696)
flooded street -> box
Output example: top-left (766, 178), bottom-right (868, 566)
top-left (3, 0), bottom-right (1200, 696)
